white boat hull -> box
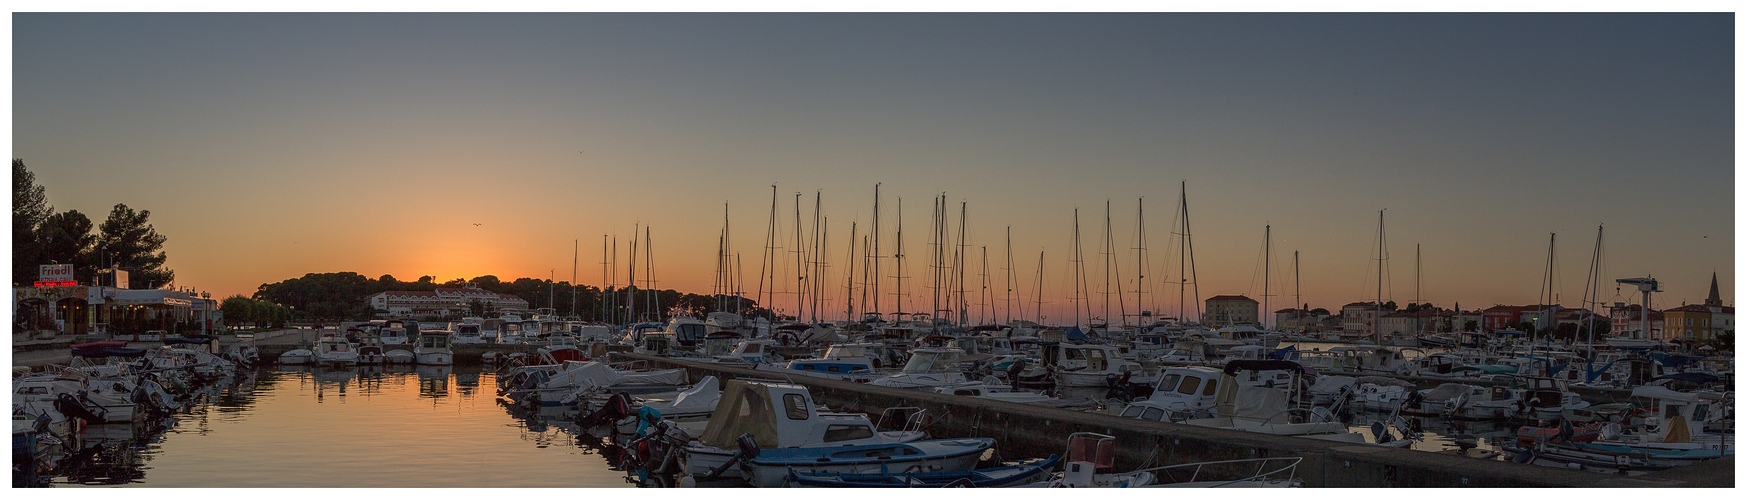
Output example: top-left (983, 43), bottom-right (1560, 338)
top-left (416, 350), bottom-right (453, 365)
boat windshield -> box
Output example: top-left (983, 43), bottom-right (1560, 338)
top-left (824, 345), bottom-right (865, 358)
top-left (675, 324), bottom-right (707, 342)
top-left (902, 350), bottom-right (960, 373)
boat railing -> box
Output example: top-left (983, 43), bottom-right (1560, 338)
top-left (875, 406), bottom-right (927, 433)
top-left (1137, 456), bottom-right (1303, 487)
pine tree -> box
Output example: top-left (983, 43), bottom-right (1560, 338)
top-left (38, 209), bottom-right (97, 270)
top-left (13, 159), bottom-right (52, 285)
top-left (98, 203), bottom-right (174, 289)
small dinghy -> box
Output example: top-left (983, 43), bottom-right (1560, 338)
top-left (742, 438), bottom-right (995, 488)
top-left (279, 348), bottom-right (314, 365)
top-left (786, 454), bottom-right (1060, 488)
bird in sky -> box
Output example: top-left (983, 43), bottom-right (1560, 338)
top-left (473, 223), bottom-right (482, 226)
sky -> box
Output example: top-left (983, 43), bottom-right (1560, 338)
top-left (9, 13), bottom-right (1736, 325)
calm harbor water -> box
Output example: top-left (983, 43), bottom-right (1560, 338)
top-left (49, 366), bottom-right (633, 487)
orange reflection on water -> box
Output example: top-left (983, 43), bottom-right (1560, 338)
top-left (63, 366), bottom-right (633, 488)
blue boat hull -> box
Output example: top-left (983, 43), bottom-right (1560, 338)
top-left (786, 454), bottom-right (1060, 487)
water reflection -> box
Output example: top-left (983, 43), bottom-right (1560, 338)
top-left (37, 365), bottom-right (630, 487)
top-left (417, 365), bottom-right (452, 399)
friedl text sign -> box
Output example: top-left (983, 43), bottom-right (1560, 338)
top-left (39, 264), bottom-right (74, 282)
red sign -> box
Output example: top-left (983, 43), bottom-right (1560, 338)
top-left (34, 280), bottom-right (77, 287)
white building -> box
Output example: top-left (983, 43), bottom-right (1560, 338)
top-left (367, 287), bottom-right (529, 319)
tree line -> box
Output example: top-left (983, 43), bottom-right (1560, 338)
top-left (12, 159), bottom-right (174, 288)
top-left (236, 271), bottom-right (771, 325)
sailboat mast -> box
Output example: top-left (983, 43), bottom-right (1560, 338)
top-left (628, 223), bottom-right (638, 325)
top-left (1294, 250), bottom-right (1301, 332)
top-left (895, 197), bottom-right (906, 319)
top-left (1263, 224), bottom-right (1270, 330)
top-left (1374, 210), bottom-right (1385, 343)
top-left (1133, 197), bottom-right (1147, 325)
top-left (980, 246), bottom-right (991, 325)
top-left (1582, 225), bottom-right (1604, 345)
top-left (872, 184), bottom-right (881, 320)
top-left (1005, 226), bottom-right (1016, 325)
top-left (1177, 181), bottom-right (1200, 324)
top-left (957, 201), bottom-right (969, 326)
top-left (793, 192), bottom-right (805, 322)
top-left (600, 235), bottom-right (609, 322)
top-left (645, 227), bottom-right (658, 321)
top-left (757, 184), bottom-right (777, 320)
top-left (1539, 232), bottom-right (1557, 346)
top-left (1073, 207), bottom-right (1085, 330)
top-left (571, 239), bottom-right (578, 319)
top-left (1035, 250), bottom-right (1046, 325)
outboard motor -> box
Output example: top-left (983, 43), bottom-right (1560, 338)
top-left (54, 393), bottom-right (104, 423)
top-left (701, 433), bottom-right (761, 479)
top-left (1371, 420), bottom-right (1393, 444)
top-left (575, 392), bottom-right (634, 428)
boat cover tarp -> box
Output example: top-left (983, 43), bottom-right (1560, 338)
top-left (1063, 326), bottom-right (1088, 341)
top-left (1231, 385), bottom-right (1290, 422)
top-left (1631, 385), bottom-right (1701, 402)
top-left (1308, 375), bottom-right (1355, 395)
top-left (1650, 352), bottom-right (1704, 370)
top-left (1266, 345), bottom-right (1299, 361)
top-left (698, 380), bottom-right (782, 449)
top-left (1421, 383), bottom-right (1472, 402)
top-left (655, 375), bottom-right (720, 413)
top-left (545, 361), bottom-right (626, 390)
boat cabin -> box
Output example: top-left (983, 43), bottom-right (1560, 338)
top-left (1120, 365), bottom-right (1225, 422)
top-left (694, 380), bottom-right (916, 450)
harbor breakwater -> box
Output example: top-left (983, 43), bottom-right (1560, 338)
top-left (616, 352), bottom-right (1730, 488)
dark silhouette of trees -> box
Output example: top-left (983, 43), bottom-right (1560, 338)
top-left (38, 209), bottom-right (97, 271)
top-left (13, 159), bottom-right (52, 284)
top-left (98, 203), bottom-right (173, 288)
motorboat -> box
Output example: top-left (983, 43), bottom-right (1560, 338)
top-left (1181, 361), bottom-right (1364, 444)
top-left (679, 380), bottom-right (927, 481)
top-left (932, 382), bottom-right (1062, 405)
top-left (313, 335), bottom-right (360, 366)
top-left (415, 331), bottom-right (454, 365)
top-left (451, 323), bottom-right (487, 345)
top-left (1352, 377), bottom-right (1416, 412)
top-left (742, 438), bottom-right (994, 487)
top-left (665, 315), bottom-right (710, 348)
top-left (1025, 433), bottom-right (1303, 488)
top-left (1517, 377), bottom-right (1591, 420)
top-left (1119, 365), bottom-right (1226, 422)
top-left (279, 347), bottom-right (314, 365)
top-left (868, 347), bottom-right (971, 389)
top-left (713, 339), bottom-right (779, 365)
top-left (1047, 343), bottom-right (1142, 388)
top-left (786, 455), bottom-right (1059, 488)
top-left (380, 320), bottom-right (411, 346)
top-left (1406, 383), bottom-right (1519, 421)
top-left (356, 343), bottom-right (385, 365)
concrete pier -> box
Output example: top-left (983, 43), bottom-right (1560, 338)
top-left (616, 352), bottom-right (1731, 488)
